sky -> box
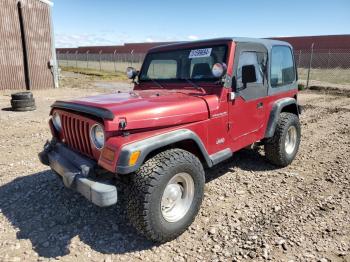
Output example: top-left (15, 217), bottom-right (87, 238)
top-left (52, 0), bottom-right (350, 48)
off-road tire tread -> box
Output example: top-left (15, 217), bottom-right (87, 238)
top-left (11, 98), bottom-right (35, 108)
top-left (11, 92), bottom-right (33, 100)
top-left (127, 148), bottom-right (204, 242)
top-left (265, 112), bottom-right (300, 167)
top-left (12, 105), bottom-right (36, 112)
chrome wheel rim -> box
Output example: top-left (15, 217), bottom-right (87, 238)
top-left (285, 126), bottom-right (297, 155)
top-left (161, 173), bottom-right (194, 223)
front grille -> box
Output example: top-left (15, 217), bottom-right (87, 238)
top-left (61, 114), bottom-right (94, 158)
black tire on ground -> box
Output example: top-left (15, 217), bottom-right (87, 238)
top-left (12, 105), bottom-right (36, 112)
top-left (11, 98), bottom-right (35, 109)
top-left (264, 112), bottom-right (301, 167)
top-left (11, 92), bottom-right (33, 100)
top-left (127, 148), bottom-right (205, 243)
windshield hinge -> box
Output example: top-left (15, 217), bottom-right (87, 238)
top-left (222, 74), bottom-right (232, 88)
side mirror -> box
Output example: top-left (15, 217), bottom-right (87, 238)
top-left (126, 67), bottom-right (138, 80)
top-left (211, 63), bottom-right (227, 78)
top-left (242, 65), bottom-right (257, 84)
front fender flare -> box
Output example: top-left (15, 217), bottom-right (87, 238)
top-left (265, 98), bottom-right (299, 138)
top-left (116, 129), bottom-right (213, 174)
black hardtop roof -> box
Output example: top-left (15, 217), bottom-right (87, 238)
top-left (148, 37), bottom-right (292, 53)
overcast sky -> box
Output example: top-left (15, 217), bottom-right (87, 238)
top-left (52, 0), bottom-right (350, 48)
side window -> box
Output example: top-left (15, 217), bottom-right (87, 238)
top-left (237, 51), bottom-right (265, 88)
top-left (147, 60), bottom-right (177, 79)
top-left (271, 46), bottom-right (295, 87)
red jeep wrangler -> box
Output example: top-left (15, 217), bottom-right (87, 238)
top-left (39, 38), bottom-right (301, 242)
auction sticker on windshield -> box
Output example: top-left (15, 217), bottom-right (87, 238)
top-left (189, 48), bottom-right (212, 58)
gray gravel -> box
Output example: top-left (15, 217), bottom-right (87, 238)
top-left (0, 73), bottom-right (349, 261)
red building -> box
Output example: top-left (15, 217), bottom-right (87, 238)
top-left (57, 35), bottom-right (350, 54)
top-left (56, 42), bottom-right (176, 54)
top-left (271, 35), bottom-right (350, 51)
top-left (57, 35), bottom-right (350, 69)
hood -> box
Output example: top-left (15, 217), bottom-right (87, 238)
top-left (59, 89), bottom-right (218, 130)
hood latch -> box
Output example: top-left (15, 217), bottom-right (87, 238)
top-left (119, 117), bottom-right (127, 129)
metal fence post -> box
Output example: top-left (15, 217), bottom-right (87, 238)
top-left (99, 50), bottom-right (102, 71)
top-left (131, 50), bottom-right (134, 67)
top-left (306, 43), bottom-right (314, 88)
top-left (66, 51), bottom-right (69, 67)
top-left (75, 51), bottom-right (78, 68)
top-left (118, 54), bottom-right (120, 71)
top-left (113, 50), bottom-right (117, 72)
top-left (86, 50), bottom-right (90, 69)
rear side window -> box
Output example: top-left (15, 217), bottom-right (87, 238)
top-left (270, 46), bottom-right (295, 87)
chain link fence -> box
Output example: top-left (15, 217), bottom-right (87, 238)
top-left (57, 52), bottom-right (145, 72)
top-left (58, 49), bottom-right (350, 88)
top-left (295, 49), bottom-right (350, 88)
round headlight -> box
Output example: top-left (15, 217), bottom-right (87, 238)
top-left (52, 112), bottom-right (62, 132)
top-left (212, 63), bottom-right (227, 78)
top-left (90, 124), bottom-right (105, 149)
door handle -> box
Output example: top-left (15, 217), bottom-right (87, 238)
top-left (257, 102), bottom-right (263, 109)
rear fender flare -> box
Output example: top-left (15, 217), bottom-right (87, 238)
top-left (265, 98), bottom-right (299, 138)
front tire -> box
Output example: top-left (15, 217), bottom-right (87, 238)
top-left (264, 112), bottom-right (301, 167)
top-left (127, 148), bottom-right (205, 242)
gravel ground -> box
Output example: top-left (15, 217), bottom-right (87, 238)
top-left (0, 72), bottom-right (349, 262)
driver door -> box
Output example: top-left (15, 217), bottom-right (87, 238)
top-left (229, 43), bottom-right (268, 148)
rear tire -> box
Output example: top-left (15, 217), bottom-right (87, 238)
top-left (264, 112), bottom-right (301, 167)
top-left (127, 148), bottom-right (205, 243)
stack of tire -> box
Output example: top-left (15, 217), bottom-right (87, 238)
top-left (11, 92), bottom-right (36, 111)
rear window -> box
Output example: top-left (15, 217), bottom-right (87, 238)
top-left (270, 46), bottom-right (295, 87)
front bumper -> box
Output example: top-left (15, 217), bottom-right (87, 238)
top-left (39, 140), bottom-right (118, 207)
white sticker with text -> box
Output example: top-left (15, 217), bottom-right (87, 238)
top-left (189, 48), bottom-right (212, 58)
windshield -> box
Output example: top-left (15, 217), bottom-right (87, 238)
top-left (139, 45), bottom-right (227, 82)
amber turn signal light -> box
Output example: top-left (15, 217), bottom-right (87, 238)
top-left (129, 151), bottom-right (141, 166)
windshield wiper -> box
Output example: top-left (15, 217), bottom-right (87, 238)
top-left (182, 78), bottom-right (206, 93)
top-left (149, 78), bottom-right (164, 89)
top-left (182, 78), bottom-right (201, 90)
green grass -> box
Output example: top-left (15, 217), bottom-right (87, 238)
top-left (298, 68), bottom-right (350, 85)
top-left (60, 66), bottom-right (128, 81)
top-left (298, 83), bottom-right (305, 90)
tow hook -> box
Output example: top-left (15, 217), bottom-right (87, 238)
top-left (38, 138), bottom-right (56, 166)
